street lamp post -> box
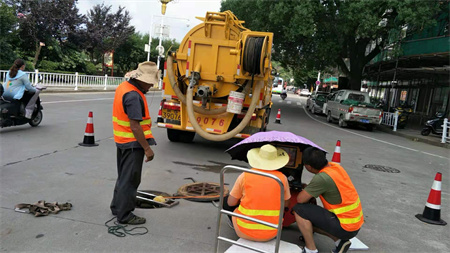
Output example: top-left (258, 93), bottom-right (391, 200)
top-left (147, 15), bottom-right (154, 61)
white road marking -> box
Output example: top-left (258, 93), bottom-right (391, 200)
top-left (297, 102), bottom-right (302, 106)
top-left (303, 107), bottom-right (449, 160)
top-left (287, 101), bottom-right (292, 104)
top-left (42, 98), bottom-right (113, 104)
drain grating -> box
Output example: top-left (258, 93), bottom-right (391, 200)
top-left (363, 164), bottom-right (400, 173)
top-left (176, 182), bottom-right (229, 202)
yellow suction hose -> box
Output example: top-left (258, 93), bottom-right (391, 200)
top-left (186, 81), bottom-right (262, 141)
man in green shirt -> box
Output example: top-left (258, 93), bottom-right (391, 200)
top-left (293, 147), bottom-right (363, 253)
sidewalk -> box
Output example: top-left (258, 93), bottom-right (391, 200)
top-left (376, 124), bottom-right (450, 149)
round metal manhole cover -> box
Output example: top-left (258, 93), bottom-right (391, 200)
top-left (363, 164), bottom-right (400, 173)
top-left (176, 182), bottom-right (229, 202)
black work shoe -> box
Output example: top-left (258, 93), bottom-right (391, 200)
top-left (120, 215), bottom-right (146, 225)
top-left (332, 239), bottom-right (351, 253)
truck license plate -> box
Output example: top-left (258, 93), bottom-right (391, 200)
top-left (162, 110), bottom-right (181, 120)
top-left (359, 119), bottom-right (369, 123)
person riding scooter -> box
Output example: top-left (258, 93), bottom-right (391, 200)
top-left (280, 87), bottom-right (287, 100)
top-left (2, 59), bottom-right (46, 119)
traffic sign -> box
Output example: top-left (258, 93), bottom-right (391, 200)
top-left (315, 80), bottom-right (320, 85)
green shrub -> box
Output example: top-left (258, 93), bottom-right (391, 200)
top-left (24, 61), bottom-right (34, 71)
top-left (38, 60), bottom-right (59, 71)
top-left (85, 62), bottom-right (97, 75)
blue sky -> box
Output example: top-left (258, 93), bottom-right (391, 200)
top-left (77, 0), bottom-right (222, 42)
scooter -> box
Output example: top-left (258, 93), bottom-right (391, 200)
top-left (280, 92), bottom-right (287, 100)
top-left (391, 106), bottom-right (413, 129)
top-left (421, 113), bottom-right (445, 136)
top-left (0, 86), bottom-right (44, 128)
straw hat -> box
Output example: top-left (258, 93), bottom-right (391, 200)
top-left (247, 144), bottom-right (289, 171)
top-left (127, 61), bottom-right (160, 85)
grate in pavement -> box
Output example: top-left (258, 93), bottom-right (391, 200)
top-left (363, 164), bottom-right (400, 173)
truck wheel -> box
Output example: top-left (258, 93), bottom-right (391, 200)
top-left (167, 129), bottom-right (195, 143)
top-left (338, 115), bottom-right (347, 128)
top-left (421, 128), bottom-right (431, 136)
top-left (327, 111), bottom-right (333, 123)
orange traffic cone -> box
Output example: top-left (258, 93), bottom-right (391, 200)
top-left (156, 99), bottom-right (164, 123)
top-left (274, 109), bottom-right (281, 124)
top-left (79, 111), bottom-right (98, 147)
top-left (416, 172), bottom-right (446, 225)
top-left (331, 140), bottom-right (341, 164)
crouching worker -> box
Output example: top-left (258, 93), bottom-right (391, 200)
top-left (224, 144), bottom-right (291, 242)
top-left (293, 147), bottom-right (363, 253)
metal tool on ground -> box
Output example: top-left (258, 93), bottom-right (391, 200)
top-left (274, 109), bottom-right (281, 124)
top-left (331, 140), bottom-right (341, 164)
top-left (416, 172), bottom-right (447, 225)
top-left (136, 190), bottom-right (179, 208)
top-left (79, 111), bottom-right (98, 146)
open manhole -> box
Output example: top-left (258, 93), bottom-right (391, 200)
top-left (176, 182), bottom-right (229, 202)
top-left (363, 164), bottom-right (400, 173)
top-left (135, 190), bottom-right (179, 209)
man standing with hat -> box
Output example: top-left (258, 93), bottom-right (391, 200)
top-left (110, 61), bottom-right (159, 224)
top-left (225, 144), bottom-right (291, 241)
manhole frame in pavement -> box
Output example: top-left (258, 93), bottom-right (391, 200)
top-left (363, 164), bottom-right (400, 173)
top-left (176, 182), bottom-right (229, 202)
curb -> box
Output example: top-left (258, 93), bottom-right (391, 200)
top-left (376, 125), bottom-right (449, 149)
top-left (43, 87), bottom-right (162, 93)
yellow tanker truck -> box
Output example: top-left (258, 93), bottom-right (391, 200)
top-left (158, 11), bottom-right (274, 142)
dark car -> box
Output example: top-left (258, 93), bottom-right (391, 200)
top-left (307, 92), bottom-right (329, 114)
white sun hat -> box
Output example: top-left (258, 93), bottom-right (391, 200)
top-left (247, 144), bottom-right (289, 171)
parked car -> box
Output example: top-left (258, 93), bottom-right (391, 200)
top-left (306, 93), bottom-right (328, 114)
top-left (299, 89), bottom-right (311, 97)
top-left (325, 89), bottom-right (382, 131)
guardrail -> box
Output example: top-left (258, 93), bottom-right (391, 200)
top-left (381, 111), bottom-right (399, 131)
top-left (442, 118), bottom-right (449, 144)
top-left (0, 69), bottom-right (124, 90)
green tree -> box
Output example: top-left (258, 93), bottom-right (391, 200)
top-left (84, 3), bottom-right (134, 74)
top-left (0, 2), bottom-right (18, 68)
top-left (8, 0), bottom-right (84, 67)
top-left (221, 0), bottom-right (440, 90)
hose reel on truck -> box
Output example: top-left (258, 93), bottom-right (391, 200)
top-left (162, 11), bottom-right (273, 142)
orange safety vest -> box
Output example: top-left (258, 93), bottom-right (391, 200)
top-left (319, 162), bottom-right (364, 232)
top-left (112, 81), bottom-right (153, 144)
top-left (235, 169), bottom-right (286, 240)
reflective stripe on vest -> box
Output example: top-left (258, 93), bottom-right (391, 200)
top-left (234, 169), bottom-right (285, 240)
top-left (319, 162), bottom-right (364, 231)
top-left (112, 81), bottom-right (153, 144)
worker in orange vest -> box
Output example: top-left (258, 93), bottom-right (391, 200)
top-left (293, 147), bottom-right (363, 253)
top-left (111, 61), bottom-right (159, 225)
top-left (224, 144), bottom-right (291, 241)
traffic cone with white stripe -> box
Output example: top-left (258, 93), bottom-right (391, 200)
top-left (156, 99), bottom-right (164, 123)
top-left (79, 111), bottom-right (98, 147)
top-left (331, 140), bottom-right (341, 164)
top-left (416, 172), bottom-right (446, 225)
top-left (274, 109), bottom-right (281, 124)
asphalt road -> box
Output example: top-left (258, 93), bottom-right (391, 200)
top-left (1, 91), bottom-right (449, 252)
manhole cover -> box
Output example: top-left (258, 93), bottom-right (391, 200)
top-left (363, 164), bottom-right (400, 173)
top-left (176, 182), bottom-right (229, 202)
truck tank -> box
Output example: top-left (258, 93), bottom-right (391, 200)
top-left (159, 11), bottom-right (274, 142)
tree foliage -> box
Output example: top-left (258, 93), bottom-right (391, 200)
top-left (0, 2), bottom-right (19, 67)
top-left (221, 0), bottom-right (441, 90)
top-left (84, 3), bottom-right (134, 73)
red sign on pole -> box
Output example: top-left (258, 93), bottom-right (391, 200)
top-left (315, 80), bottom-right (320, 85)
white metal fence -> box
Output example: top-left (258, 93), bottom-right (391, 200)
top-left (0, 69), bottom-right (125, 90)
top-left (442, 118), bottom-right (449, 144)
top-left (381, 111), bottom-right (399, 131)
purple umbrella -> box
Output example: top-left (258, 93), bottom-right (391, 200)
top-left (226, 131), bottom-right (326, 163)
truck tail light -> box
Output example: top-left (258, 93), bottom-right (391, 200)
top-left (163, 102), bottom-right (181, 111)
top-left (348, 106), bottom-right (353, 113)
